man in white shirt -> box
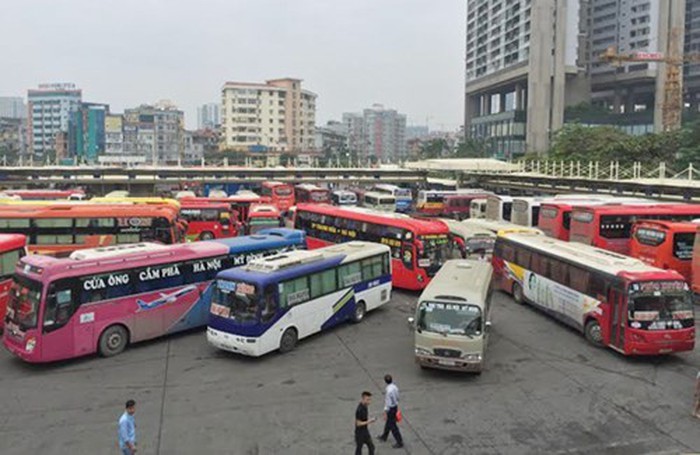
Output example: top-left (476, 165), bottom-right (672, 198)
top-left (378, 374), bottom-right (404, 448)
top-left (694, 370), bottom-right (700, 419)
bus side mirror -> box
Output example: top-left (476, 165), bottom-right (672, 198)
top-left (407, 317), bottom-right (415, 331)
top-left (485, 320), bottom-right (492, 331)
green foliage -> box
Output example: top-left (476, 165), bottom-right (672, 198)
top-left (419, 138), bottom-right (449, 159)
top-left (455, 138), bottom-right (490, 158)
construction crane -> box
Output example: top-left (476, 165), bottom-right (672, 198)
top-left (600, 27), bottom-right (700, 132)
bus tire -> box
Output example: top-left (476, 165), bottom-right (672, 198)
top-left (279, 328), bottom-right (298, 353)
top-left (199, 232), bottom-right (214, 241)
top-left (512, 283), bottom-right (524, 304)
top-left (584, 319), bottom-right (604, 347)
top-left (352, 301), bottom-right (366, 323)
top-left (98, 325), bottom-right (129, 357)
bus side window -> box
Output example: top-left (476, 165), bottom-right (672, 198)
top-left (44, 282), bottom-right (76, 331)
top-left (260, 286), bottom-right (278, 323)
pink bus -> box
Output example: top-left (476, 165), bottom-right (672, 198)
top-left (2, 229), bottom-right (306, 362)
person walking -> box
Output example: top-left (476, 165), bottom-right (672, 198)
top-left (118, 399), bottom-right (137, 455)
top-left (694, 370), bottom-right (700, 419)
top-left (355, 391), bottom-right (376, 455)
top-left (378, 374), bottom-right (404, 448)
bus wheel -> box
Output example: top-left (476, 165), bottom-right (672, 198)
top-left (512, 283), bottom-right (524, 304)
top-left (99, 325), bottom-right (129, 357)
top-left (279, 328), bottom-right (298, 353)
top-left (584, 320), bottom-right (604, 347)
top-left (200, 232), bottom-right (214, 241)
top-left (352, 301), bottom-right (366, 323)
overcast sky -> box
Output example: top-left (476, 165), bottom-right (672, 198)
top-left (1, 0), bottom-right (466, 130)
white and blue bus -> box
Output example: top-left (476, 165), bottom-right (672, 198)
top-left (206, 242), bottom-right (392, 356)
top-left (373, 184), bottom-right (412, 212)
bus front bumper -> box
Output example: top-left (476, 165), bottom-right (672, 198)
top-left (207, 327), bottom-right (261, 357)
top-left (415, 354), bottom-right (482, 372)
top-left (624, 328), bottom-right (695, 355)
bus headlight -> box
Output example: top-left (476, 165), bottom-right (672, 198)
top-left (415, 347), bottom-right (432, 356)
top-left (25, 337), bottom-right (36, 353)
top-left (462, 353), bottom-right (481, 361)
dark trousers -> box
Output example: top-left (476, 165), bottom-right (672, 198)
top-left (381, 406), bottom-right (403, 445)
top-left (355, 431), bottom-right (375, 455)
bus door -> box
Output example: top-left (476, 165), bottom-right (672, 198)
top-left (608, 287), bottom-right (626, 350)
top-left (394, 242), bottom-right (415, 284)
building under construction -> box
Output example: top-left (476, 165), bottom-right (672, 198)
top-left (464, 0), bottom-right (698, 157)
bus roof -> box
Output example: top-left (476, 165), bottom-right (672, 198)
top-left (499, 231), bottom-right (683, 279)
top-left (0, 233), bottom-right (26, 251)
top-left (90, 197), bottom-right (180, 209)
top-left (180, 201), bottom-right (231, 210)
top-left (17, 241), bottom-right (228, 283)
top-left (462, 218), bottom-right (542, 235)
top-left (439, 219), bottom-right (494, 238)
top-left (212, 228), bottom-right (305, 251)
top-left (217, 241), bottom-right (389, 286)
top-left (418, 260), bottom-right (492, 307)
top-left (295, 183), bottom-right (326, 190)
top-left (574, 203), bottom-right (700, 216)
top-left (0, 204), bottom-right (179, 218)
top-left (540, 198), bottom-right (652, 211)
top-left (487, 195), bottom-right (513, 202)
top-left (363, 191), bottom-right (395, 199)
top-left (249, 204), bottom-right (281, 215)
top-left (297, 204), bottom-right (449, 235)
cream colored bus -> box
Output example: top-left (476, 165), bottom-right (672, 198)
top-left (409, 259), bottom-right (493, 373)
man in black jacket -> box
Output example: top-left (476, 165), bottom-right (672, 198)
top-left (355, 391), bottom-right (377, 455)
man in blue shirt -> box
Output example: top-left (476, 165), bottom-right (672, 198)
top-left (118, 399), bottom-right (137, 455)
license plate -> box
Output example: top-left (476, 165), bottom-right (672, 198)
top-left (438, 359), bottom-right (456, 366)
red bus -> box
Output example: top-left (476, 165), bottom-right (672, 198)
top-left (569, 204), bottom-right (700, 255)
top-left (246, 204), bottom-right (284, 234)
top-left (261, 182), bottom-right (295, 212)
top-left (179, 195), bottom-right (271, 228)
top-left (0, 204), bottom-right (185, 256)
top-left (179, 201), bottom-right (235, 241)
top-left (442, 193), bottom-right (491, 220)
top-left (630, 221), bottom-right (696, 284)
top-left (538, 198), bottom-right (651, 241)
top-left (0, 189), bottom-right (85, 200)
top-left (493, 231), bottom-right (695, 355)
top-left (0, 234), bottom-right (26, 329)
top-left (294, 204), bottom-right (450, 290)
top-left (295, 184), bottom-right (330, 204)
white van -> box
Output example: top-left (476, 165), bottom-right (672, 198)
top-left (469, 198), bottom-right (488, 219)
top-left (363, 191), bottom-right (396, 212)
top-left (409, 260), bottom-right (493, 373)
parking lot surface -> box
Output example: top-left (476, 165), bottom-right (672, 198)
top-left (0, 290), bottom-right (698, 455)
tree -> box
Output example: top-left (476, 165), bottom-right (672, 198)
top-left (549, 124), bottom-right (631, 163)
top-left (455, 138), bottom-right (490, 158)
top-left (419, 138), bottom-right (448, 159)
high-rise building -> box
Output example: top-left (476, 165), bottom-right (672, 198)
top-left (197, 103), bottom-right (220, 129)
top-left (342, 105), bottom-right (407, 162)
top-left (0, 97), bottom-right (26, 119)
top-left (464, 1), bottom-right (692, 156)
top-left (464, 1), bottom-right (588, 157)
top-left (27, 83), bottom-right (82, 161)
top-left (588, 1), bottom-right (685, 133)
top-left (68, 103), bottom-right (109, 164)
top-left (0, 117), bottom-right (28, 164)
top-left (220, 78), bottom-right (316, 153)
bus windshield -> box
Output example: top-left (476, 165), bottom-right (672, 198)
top-left (417, 301), bottom-right (482, 336)
top-left (310, 191), bottom-right (327, 202)
top-left (6, 276), bottom-right (42, 331)
top-left (628, 281), bottom-right (694, 327)
top-left (418, 235), bottom-right (450, 274)
top-left (211, 280), bottom-right (259, 324)
top-left (275, 186), bottom-right (293, 196)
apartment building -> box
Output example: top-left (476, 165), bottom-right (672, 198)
top-left (197, 103), bottom-right (220, 129)
top-left (0, 97), bottom-right (26, 119)
top-left (27, 83), bottom-right (82, 161)
top-left (220, 78), bottom-right (316, 153)
top-left (342, 105), bottom-right (407, 162)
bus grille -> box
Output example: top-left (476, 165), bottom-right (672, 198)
top-left (433, 348), bottom-right (461, 358)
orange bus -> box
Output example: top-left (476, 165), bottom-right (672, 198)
top-left (0, 234), bottom-right (26, 329)
top-left (261, 182), bottom-right (295, 212)
top-left (0, 204), bottom-right (185, 256)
